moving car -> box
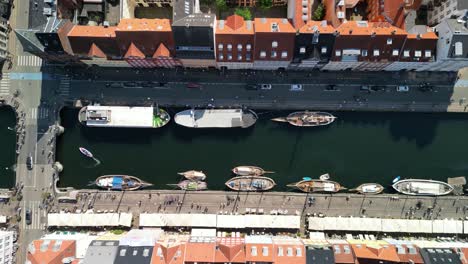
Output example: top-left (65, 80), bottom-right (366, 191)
top-left (290, 84), bottom-right (303, 91)
top-left (25, 208), bottom-right (32, 225)
top-left (26, 154), bottom-right (33, 170)
top-left (259, 84), bottom-right (272, 90)
top-left (186, 82), bottom-right (202, 89)
top-left (396, 85), bottom-right (409, 92)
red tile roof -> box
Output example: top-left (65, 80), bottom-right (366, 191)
top-left (254, 18), bottom-right (296, 33)
top-left (323, 0), bottom-right (342, 28)
top-left (215, 237), bottom-right (246, 263)
top-left (217, 15), bottom-right (254, 35)
top-left (330, 243), bottom-right (355, 264)
top-left (460, 248), bottom-right (468, 264)
top-left (88, 43), bottom-right (106, 58)
top-left (116, 18), bottom-right (172, 32)
top-left (151, 244), bottom-right (185, 264)
top-left (226, 15), bottom-right (245, 31)
top-left (68, 25), bottom-right (116, 37)
top-left (293, 0), bottom-right (310, 29)
top-left (396, 245), bottom-right (423, 264)
top-left (336, 21), bottom-right (407, 36)
top-left (184, 242), bottom-right (216, 263)
top-left (153, 43), bottom-right (170, 57)
top-left (367, 0), bottom-right (406, 29)
top-left (124, 42), bottom-right (146, 58)
top-left (299, 20), bottom-right (335, 34)
top-left (352, 244), bottom-right (400, 262)
top-left (27, 240), bottom-right (76, 264)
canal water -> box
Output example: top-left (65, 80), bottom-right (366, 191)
top-left (0, 107), bottom-right (17, 188)
top-left (56, 107), bottom-right (468, 191)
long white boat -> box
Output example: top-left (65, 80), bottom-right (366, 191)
top-left (174, 109), bottom-right (257, 128)
top-left (78, 106), bottom-right (170, 128)
top-left (392, 179), bottom-right (454, 196)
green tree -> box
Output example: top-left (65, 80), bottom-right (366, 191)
top-left (216, 0), bottom-right (227, 11)
top-left (235, 8), bottom-right (252, 20)
top-left (312, 3), bottom-right (325, 21)
top-left (259, 0), bottom-right (272, 9)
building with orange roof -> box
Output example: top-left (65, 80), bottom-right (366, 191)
top-left (184, 236), bottom-right (217, 263)
top-left (367, 0), bottom-right (406, 29)
top-left (226, 0), bottom-right (287, 7)
top-left (287, 0), bottom-right (311, 29)
top-left (215, 15), bottom-right (255, 69)
top-left (27, 240), bottom-right (77, 264)
top-left (253, 18), bottom-right (296, 69)
top-left (151, 235), bottom-right (187, 264)
top-left (351, 242), bottom-right (400, 264)
top-left (292, 20), bottom-right (336, 68)
top-left (323, 21), bottom-right (409, 71)
top-left (327, 240), bottom-right (355, 264)
top-left (272, 236), bottom-right (306, 264)
top-left (214, 237), bottom-right (246, 263)
top-left (245, 235), bottom-right (275, 263)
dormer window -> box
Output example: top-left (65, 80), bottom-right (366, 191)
top-left (387, 38), bottom-right (393, 45)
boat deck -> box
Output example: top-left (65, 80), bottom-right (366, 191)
top-left (82, 106), bottom-right (155, 128)
top-left (175, 109), bottom-right (257, 128)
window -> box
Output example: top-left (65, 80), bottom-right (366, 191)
top-left (218, 44), bottom-right (223, 51)
top-left (272, 41), bottom-right (278, 48)
top-left (392, 49), bottom-right (399, 56)
top-left (387, 38), bottom-right (393, 44)
top-left (425, 50), bottom-right (432, 57)
top-left (286, 247), bottom-right (293, 256)
top-left (408, 246), bottom-right (416, 254)
top-left (246, 44), bottom-right (252, 51)
top-left (361, 50), bottom-right (368, 56)
top-left (404, 50), bottom-right (410, 57)
top-left (299, 47), bottom-right (306, 54)
top-left (373, 49), bottom-right (380, 56)
top-left (219, 53), bottom-right (224, 60)
top-left (227, 44), bottom-right (232, 51)
top-left (260, 51), bottom-right (266, 58)
top-left (296, 247), bottom-right (302, 257)
top-left (343, 245), bottom-right (351, 254)
top-left (227, 53), bottom-right (232, 60)
top-left (278, 247), bottom-right (283, 256)
top-left (246, 53), bottom-right (251, 60)
top-left (262, 246), bottom-right (269, 256)
top-left (321, 47), bottom-right (327, 54)
top-left (334, 246), bottom-right (341, 253)
top-left (335, 50), bottom-right (341, 56)
top-left (271, 51), bottom-right (277, 58)
top-left (415, 50), bottom-right (422, 57)
top-left (237, 55), bottom-right (242, 60)
top-left (281, 51), bottom-right (288, 58)
top-left (251, 246), bottom-right (257, 256)
top-left (237, 44), bottom-right (242, 51)
top-left (120, 249), bottom-right (127, 256)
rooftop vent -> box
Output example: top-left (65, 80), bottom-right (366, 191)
top-left (321, 20), bottom-right (327, 27)
top-left (261, 17), bottom-right (267, 23)
top-left (337, 11), bottom-right (345, 19)
top-left (357, 21), bottom-right (368, 27)
top-left (219, 20), bottom-right (224, 29)
top-left (282, 18), bottom-right (288, 24)
top-left (103, 21), bottom-right (109, 27)
top-left (271, 22), bottom-right (279, 32)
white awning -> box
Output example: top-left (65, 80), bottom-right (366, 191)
top-left (433, 219), bottom-right (463, 234)
top-left (47, 213), bottom-right (132, 227)
top-left (217, 215), bottom-right (246, 229)
top-left (139, 214), bottom-right (217, 227)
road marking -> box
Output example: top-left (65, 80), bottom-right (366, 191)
top-left (0, 73), bottom-right (10, 95)
top-left (38, 107), bottom-right (48, 119)
top-left (28, 108), bottom-right (37, 120)
top-left (17, 55), bottom-right (43, 67)
top-left (23, 201), bottom-right (45, 230)
top-left (58, 76), bottom-right (70, 96)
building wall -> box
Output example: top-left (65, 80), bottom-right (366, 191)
top-left (126, 57), bottom-right (182, 68)
top-left (0, 231), bottom-right (14, 264)
top-left (293, 33), bottom-right (335, 67)
top-left (132, 0), bottom-right (172, 7)
top-left (82, 58), bottom-right (131, 67)
top-left (253, 60), bottom-right (291, 69)
top-left (0, 18), bottom-right (8, 61)
top-left (217, 62), bottom-right (254, 69)
top-left (216, 34), bottom-right (255, 64)
top-left (253, 32), bottom-right (295, 63)
top-left (179, 58), bottom-right (217, 68)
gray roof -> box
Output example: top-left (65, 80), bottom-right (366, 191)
top-left (420, 248), bottom-right (462, 264)
top-left (114, 246), bottom-right (153, 264)
top-left (458, 1), bottom-right (468, 10)
top-left (82, 240), bottom-right (119, 264)
top-left (172, 0), bottom-right (215, 27)
top-left (14, 17), bottom-right (68, 54)
top-left (306, 247), bottom-right (335, 264)
top-left (445, 19), bottom-right (468, 34)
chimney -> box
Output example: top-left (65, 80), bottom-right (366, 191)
top-left (416, 34), bottom-right (421, 40)
top-left (371, 32), bottom-right (376, 37)
top-left (391, 30), bottom-right (396, 35)
top-left (349, 29), bottom-right (353, 34)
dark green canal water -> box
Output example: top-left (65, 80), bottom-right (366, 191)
top-left (0, 107), bottom-right (17, 188)
top-left (56, 108), bottom-right (468, 191)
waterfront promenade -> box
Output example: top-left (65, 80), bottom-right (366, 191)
top-left (54, 190), bottom-right (468, 223)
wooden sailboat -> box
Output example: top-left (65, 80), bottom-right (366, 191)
top-left (272, 111), bottom-right (336, 127)
top-left (225, 176), bottom-right (276, 192)
top-left (168, 180), bottom-right (207, 191)
top-left (95, 175), bottom-right (153, 191)
top-left (350, 183), bottom-right (384, 194)
top-left (177, 170), bottom-right (206, 181)
top-left (287, 179), bottom-right (345, 193)
top-left (232, 166), bottom-right (274, 176)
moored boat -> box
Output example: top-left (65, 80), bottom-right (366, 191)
top-left (225, 176), bottom-right (276, 192)
top-left (79, 147), bottom-right (93, 158)
top-left (168, 180), bottom-right (207, 191)
top-left (287, 179), bottom-right (345, 193)
top-left (350, 183), bottom-right (384, 194)
top-left (78, 105), bottom-right (170, 128)
top-left (177, 170), bottom-right (206, 181)
top-left (232, 166), bottom-right (274, 176)
top-left (95, 175), bottom-right (152, 191)
top-left (392, 179), bottom-right (453, 196)
top-left (174, 109), bottom-right (257, 128)
top-left (272, 111), bottom-right (336, 127)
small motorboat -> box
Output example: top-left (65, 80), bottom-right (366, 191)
top-left (95, 175), bottom-right (152, 191)
top-left (392, 176), bottom-right (401, 184)
top-left (287, 179), bottom-right (345, 193)
top-left (392, 179), bottom-right (453, 196)
top-left (178, 170), bottom-right (206, 181)
top-left (272, 111), bottom-right (336, 127)
top-left (225, 176), bottom-right (276, 192)
top-left (168, 180), bottom-right (207, 191)
top-left (319, 173), bottom-right (330, 181)
top-left (232, 166), bottom-right (274, 176)
top-left (350, 183), bottom-right (384, 194)
top-left (79, 147), bottom-right (93, 158)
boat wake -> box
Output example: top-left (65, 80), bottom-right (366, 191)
top-left (82, 157), bottom-right (101, 168)
top-left (7, 126), bottom-right (14, 131)
top-left (92, 157), bottom-right (101, 166)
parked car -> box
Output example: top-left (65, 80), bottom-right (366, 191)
top-left (245, 84), bottom-right (258, 90)
top-left (139, 81), bottom-right (153, 88)
top-left (396, 85), bottom-right (409, 92)
top-left (186, 82), bottom-right (202, 89)
top-left (259, 84), bottom-right (272, 90)
top-left (26, 154), bottom-right (33, 170)
top-left (360, 85), bottom-right (371, 92)
top-left (325, 84), bottom-right (338, 91)
top-left (25, 209), bottom-right (31, 225)
top-left (123, 82), bottom-right (137, 87)
top-left (370, 85), bottom-right (385, 92)
top-left (290, 84), bottom-right (303, 91)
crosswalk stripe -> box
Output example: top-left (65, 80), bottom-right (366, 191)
top-left (0, 73), bottom-right (9, 95)
top-left (17, 55), bottom-right (43, 67)
top-left (29, 108), bottom-right (37, 119)
top-left (23, 200), bottom-right (45, 230)
top-left (59, 77), bottom-right (71, 96)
